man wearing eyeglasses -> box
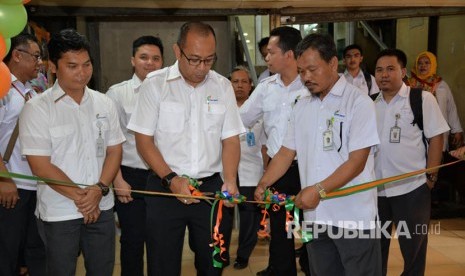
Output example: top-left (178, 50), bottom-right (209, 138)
top-left (128, 22), bottom-right (244, 276)
top-left (0, 33), bottom-right (46, 276)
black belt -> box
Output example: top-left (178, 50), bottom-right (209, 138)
top-left (268, 157), bottom-right (298, 167)
top-left (120, 165), bottom-right (150, 172)
top-left (197, 173), bottom-right (220, 183)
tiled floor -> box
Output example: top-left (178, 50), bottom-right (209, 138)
top-left (77, 218), bottom-right (465, 275)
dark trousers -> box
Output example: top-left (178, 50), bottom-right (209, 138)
top-left (268, 163), bottom-right (301, 276)
top-left (0, 189), bottom-right (46, 276)
top-left (306, 225), bottom-right (381, 275)
top-left (114, 165), bottom-right (150, 276)
top-left (145, 173), bottom-right (233, 276)
top-left (236, 186), bottom-right (261, 261)
top-left (38, 209), bottom-right (115, 276)
top-left (378, 184), bottom-right (431, 276)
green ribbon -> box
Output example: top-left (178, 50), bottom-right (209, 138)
top-left (293, 207), bottom-right (313, 243)
top-left (209, 199), bottom-right (223, 268)
top-left (0, 171), bottom-right (92, 188)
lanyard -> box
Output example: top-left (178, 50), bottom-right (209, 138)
top-left (11, 82), bottom-right (32, 101)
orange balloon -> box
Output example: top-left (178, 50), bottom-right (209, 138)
top-left (0, 35), bottom-right (6, 59)
top-left (0, 62), bottom-right (11, 99)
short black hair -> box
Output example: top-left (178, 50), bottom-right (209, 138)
top-left (295, 33), bottom-right (337, 63)
top-left (258, 37), bottom-right (269, 49)
top-left (48, 29), bottom-right (91, 67)
top-left (375, 48), bottom-right (407, 68)
top-left (132, 36), bottom-right (164, 57)
top-left (3, 33), bottom-right (39, 64)
top-left (269, 26), bottom-right (302, 55)
top-left (343, 44), bottom-right (363, 57)
top-left (177, 21), bottom-right (216, 49)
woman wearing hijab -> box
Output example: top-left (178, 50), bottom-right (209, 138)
top-left (408, 51), bottom-right (463, 150)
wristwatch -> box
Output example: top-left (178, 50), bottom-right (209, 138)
top-left (96, 181), bottom-right (110, 196)
top-left (315, 182), bottom-right (327, 199)
top-left (161, 172), bottom-right (178, 189)
top-left (426, 172), bottom-right (438, 183)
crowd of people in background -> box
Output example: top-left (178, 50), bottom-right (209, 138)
top-left (1, 21), bottom-right (464, 276)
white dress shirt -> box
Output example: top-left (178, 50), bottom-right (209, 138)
top-left (374, 84), bottom-right (450, 197)
top-left (283, 76), bottom-right (380, 230)
top-left (343, 69), bottom-right (379, 96)
top-left (127, 61), bottom-right (245, 178)
top-left (240, 74), bottom-right (309, 158)
top-left (238, 119), bottom-right (265, 187)
top-left (0, 75), bottom-right (37, 190)
top-left (106, 74), bottom-right (149, 169)
top-left (434, 80), bottom-right (463, 150)
top-left (19, 82), bottom-right (125, 222)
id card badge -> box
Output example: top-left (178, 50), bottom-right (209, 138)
top-left (246, 130), bottom-right (256, 147)
top-left (96, 136), bottom-right (105, 157)
top-left (323, 130), bottom-right (334, 151)
top-left (96, 120), bottom-right (105, 157)
top-left (390, 126), bottom-right (401, 143)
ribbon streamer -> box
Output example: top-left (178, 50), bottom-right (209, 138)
top-left (209, 199), bottom-right (227, 268)
top-left (0, 159), bottom-right (463, 204)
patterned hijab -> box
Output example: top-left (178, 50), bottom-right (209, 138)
top-left (408, 51), bottom-right (442, 94)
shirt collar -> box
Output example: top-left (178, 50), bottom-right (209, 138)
top-left (343, 69), bottom-right (363, 80)
top-left (11, 74), bottom-right (34, 93)
top-left (51, 80), bottom-right (90, 104)
top-left (270, 73), bottom-right (302, 88)
top-left (131, 74), bottom-right (143, 89)
top-left (328, 74), bottom-right (346, 97)
top-left (166, 61), bottom-right (211, 87)
top-left (398, 83), bottom-right (409, 98)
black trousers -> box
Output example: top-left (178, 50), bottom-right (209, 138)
top-left (306, 225), bottom-right (381, 275)
top-left (236, 186), bottom-right (261, 261)
top-left (268, 162), bottom-right (301, 275)
top-left (114, 165), bottom-right (151, 276)
top-left (378, 184), bottom-right (431, 276)
top-left (145, 173), bottom-right (233, 276)
top-left (0, 189), bottom-right (46, 276)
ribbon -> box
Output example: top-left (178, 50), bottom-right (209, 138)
top-left (325, 159), bottom-right (463, 199)
top-left (1, 159), bottom-right (463, 202)
top-left (209, 199), bottom-right (227, 268)
top-left (257, 209), bottom-right (270, 239)
top-left (292, 207), bottom-right (313, 243)
top-left (214, 190), bottom-right (246, 204)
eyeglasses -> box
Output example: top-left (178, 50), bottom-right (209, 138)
top-left (180, 49), bottom-right (216, 66)
top-left (16, 49), bottom-right (42, 62)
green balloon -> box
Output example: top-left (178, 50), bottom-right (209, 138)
top-left (0, 4), bottom-right (27, 38)
top-left (5, 37), bottom-right (10, 52)
top-left (0, 0), bottom-right (23, 5)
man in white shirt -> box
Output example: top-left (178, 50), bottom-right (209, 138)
top-left (106, 35), bottom-right (164, 276)
top-left (241, 26), bottom-right (308, 276)
top-left (257, 37), bottom-right (272, 82)
top-left (343, 44), bottom-right (379, 95)
top-left (0, 33), bottom-right (46, 276)
top-left (261, 33), bottom-right (381, 275)
top-left (128, 22), bottom-right (244, 276)
top-left (229, 66), bottom-right (266, 270)
top-left (373, 49), bottom-right (449, 276)
top-left (19, 29), bottom-right (125, 276)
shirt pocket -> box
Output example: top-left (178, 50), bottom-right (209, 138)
top-left (49, 124), bottom-right (76, 155)
top-left (93, 115), bottom-right (110, 144)
top-left (203, 103), bottom-right (226, 133)
top-left (158, 101), bottom-right (185, 133)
